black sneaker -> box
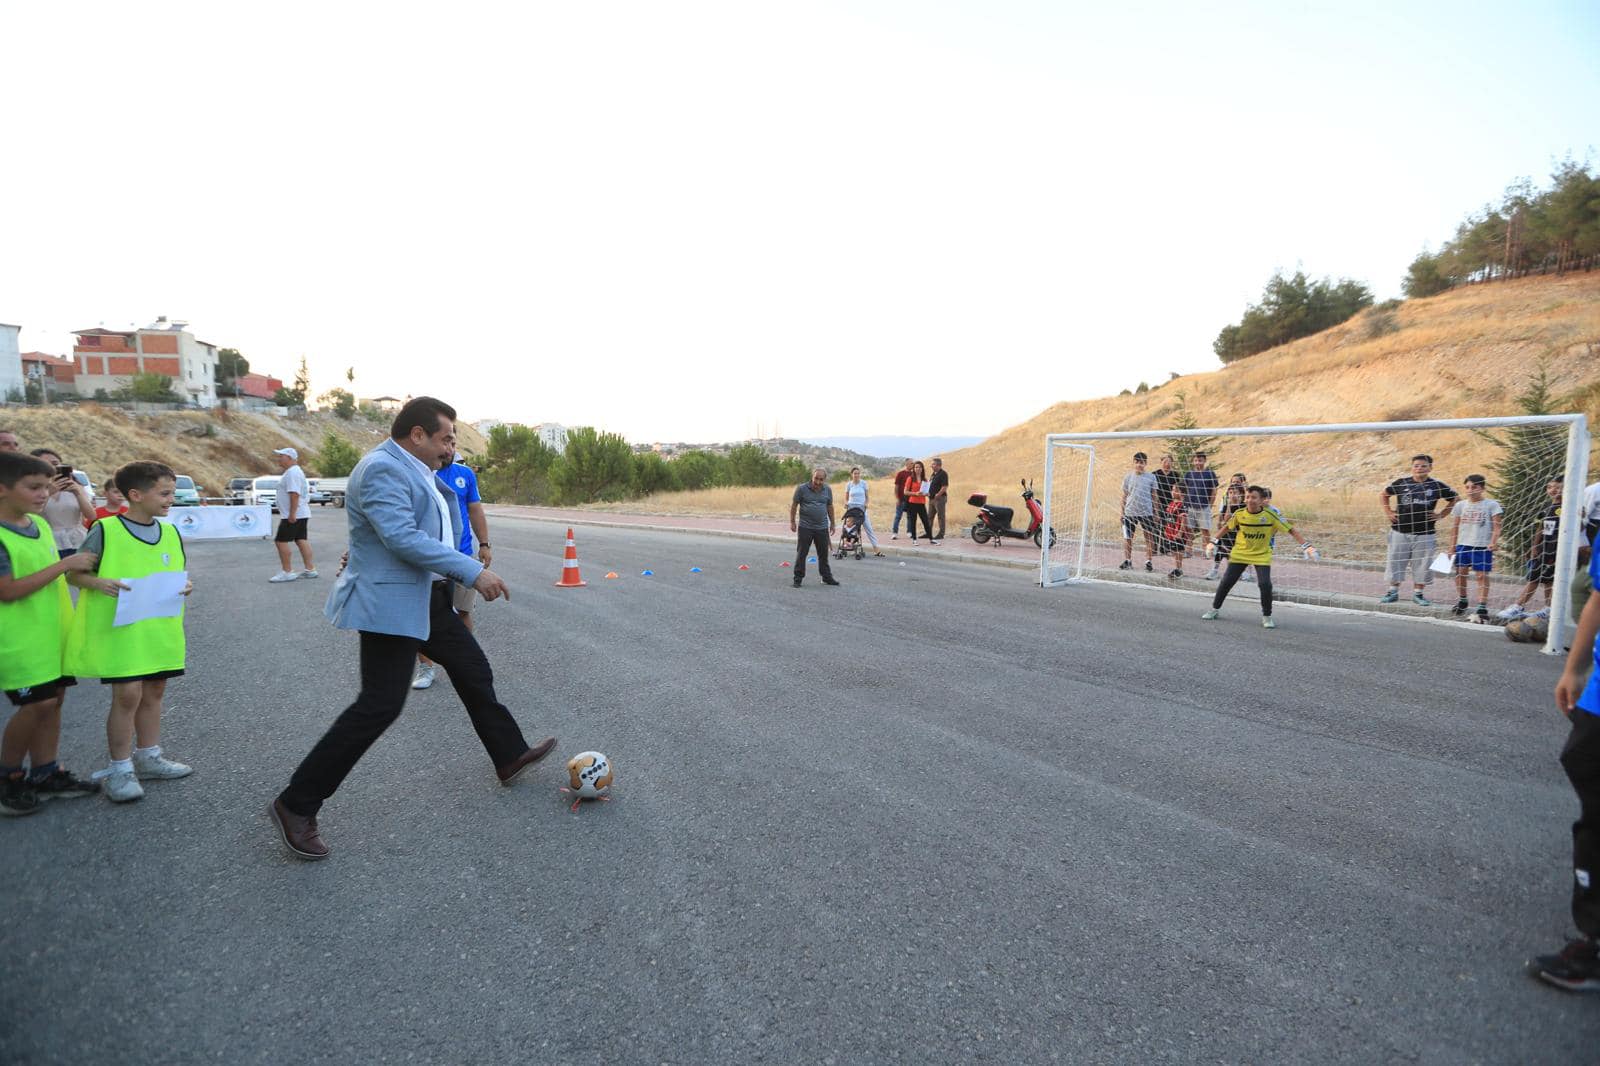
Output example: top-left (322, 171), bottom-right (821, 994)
top-left (1117, 560), bottom-right (1132, 570)
top-left (822, 578), bottom-right (841, 586)
top-left (1528, 937), bottom-right (1600, 992)
top-left (1169, 569), bottom-right (1183, 579)
top-left (792, 578), bottom-right (802, 588)
top-left (30, 767), bottom-right (100, 801)
top-left (1475, 604), bottom-right (1489, 621)
top-left (1144, 561), bottom-right (1154, 572)
top-left (1451, 598), bottom-right (1469, 617)
top-left (0, 773), bottom-right (41, 817)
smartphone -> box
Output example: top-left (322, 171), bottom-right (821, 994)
top-left (56, 464), bottom-right (73, 478)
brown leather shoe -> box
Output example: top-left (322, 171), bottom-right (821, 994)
top-left (269, 798), bottom-right (330, 860)
top-left (496, 737), bottom-right (557, 785)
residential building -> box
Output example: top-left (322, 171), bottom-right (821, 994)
top-left (364, 395), bottom-right (407, 413)
top-left (72, 317), bottom-right (219, 407)
top-left (20, 352), bottom-right (77, 399)
top-left (0, 324), bottom-right (21, 400)
top-left (535, 422), bottom-right (568, 454)
top-left (222, 372), bottom-right (286, 411)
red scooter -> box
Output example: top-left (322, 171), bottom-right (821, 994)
top-left (969, 480), bottom-right (1056, 548)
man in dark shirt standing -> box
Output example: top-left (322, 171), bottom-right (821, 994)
top-left (1154, 454), bottom-right (1182, 517)
top-left (1380, 453), bottom-right (1458, 606)
top-left (1182, 451), bottom-right (1221, 566)
top-left (789, 467), bottom-right (839, 588)
top-left (927, 458), bottom-right (950, 544)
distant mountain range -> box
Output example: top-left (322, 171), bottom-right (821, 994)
top-left (799, 435), bottom-right (987, 459)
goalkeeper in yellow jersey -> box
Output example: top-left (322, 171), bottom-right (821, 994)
top-left (1201, 486), bottom-right (1318, 629)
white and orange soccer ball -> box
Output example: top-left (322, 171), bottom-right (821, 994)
top-left (566, 751), bottom-right (614, 799)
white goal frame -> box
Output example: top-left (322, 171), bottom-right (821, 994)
top-left (1041, 414), bottom-right (1591, 655)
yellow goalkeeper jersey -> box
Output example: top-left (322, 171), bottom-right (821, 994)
top-left (1225, 506), bottom-right (1292, 565)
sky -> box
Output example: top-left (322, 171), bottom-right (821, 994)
top-left (3, 1), bottom-right (1596, 443)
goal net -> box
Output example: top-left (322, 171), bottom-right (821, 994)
top-left (1040, 415), bottom-right (1591, 655)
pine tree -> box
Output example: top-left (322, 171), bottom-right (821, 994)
top-left (1165, 392), bottom-right (1224, 473)
top-left (1483, 361), bottom-right (1567, 571)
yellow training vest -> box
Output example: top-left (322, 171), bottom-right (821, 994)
top-left (64, 517), bottom-right (186, 679)
top-left (0, 515), bottom-right (72, 692)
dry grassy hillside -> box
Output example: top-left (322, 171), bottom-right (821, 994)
top-left (609, 273), bottom-right (1600, 529)
top-left (0, 406), bottom-right (487, 496)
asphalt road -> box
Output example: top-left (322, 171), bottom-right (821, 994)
top-left (3, 517), bottom-right (1595, 1065)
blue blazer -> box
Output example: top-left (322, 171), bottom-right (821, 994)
top-left (324, 438), bottom-right (485, 640)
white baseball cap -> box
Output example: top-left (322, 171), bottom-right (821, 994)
top-left (273, 447), bottom-right (299, 460)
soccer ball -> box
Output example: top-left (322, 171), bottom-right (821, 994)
top-left (566, 751), bottom-right (614, 799)
top-left (1505, 616), bottom-right (1549, 644)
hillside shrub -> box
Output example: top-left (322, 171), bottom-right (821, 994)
top-left (317, 432), bottom-right (362, 477)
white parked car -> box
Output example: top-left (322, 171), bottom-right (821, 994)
top-left (246, 476), bottom-right (281, 512)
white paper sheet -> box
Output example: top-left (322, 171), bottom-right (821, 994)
top-left (112, 571), bottom-right (189, 627)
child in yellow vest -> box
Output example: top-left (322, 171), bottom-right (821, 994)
top-left (0, 452), bottom-right (103, 815)
top-left (65, 461), bottom-right (194, 803)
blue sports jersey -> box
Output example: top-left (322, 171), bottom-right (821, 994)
top-left (1580, 545), bottom-right (1600, 717)
top-left (437, 462), bottom-right (481, 555)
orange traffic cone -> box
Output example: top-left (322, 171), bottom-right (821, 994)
top-left (554, 528), bottom-right (587, 588)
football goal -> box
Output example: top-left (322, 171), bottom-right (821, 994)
top-left (1040, 415), bottom-right (1591, 655)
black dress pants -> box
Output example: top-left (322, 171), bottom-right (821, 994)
top-left (280, 584), bottom-right (530, 816)
top-left (1561, 710), bottom-right (1600, 937)
top-left (793, 528), bottom-right (834, 582)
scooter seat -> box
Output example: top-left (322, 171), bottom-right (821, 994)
top-left (983, 504), bottom-right (1015, 527)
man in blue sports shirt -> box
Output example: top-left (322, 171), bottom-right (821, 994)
top-left (413, 454), bottom-right (491, 691)
top-left (1530, 539), bottom-right (1600, 992)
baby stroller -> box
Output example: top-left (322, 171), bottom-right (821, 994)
top-left (833, 507), bottom-right (867, 560)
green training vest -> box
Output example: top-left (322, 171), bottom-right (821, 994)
top-left (64, 517), bottom-right (186, 680)
top-left (0, 515), bottom-right (72, 692)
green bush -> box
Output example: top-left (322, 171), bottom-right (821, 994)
top-left (317, 432), bottom-right (362, 477)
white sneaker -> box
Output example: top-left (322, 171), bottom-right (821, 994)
top-left (1531, 607), bottom-right (1551, 620)
top-left (411, 663), bottom-right (436, 690)
top-left (300, 569), bottom-right (320, 579)
top-left (269, 571), bottom-right (299, 583)
top-left (1262, 617), bottom-right (1277, 629)
top-left (103, 770), bottom-right (144, 803)
top-left (133, 753), bottom-right (193, 780)
top-left (1201, 609), bottom-right (1220, 620)
top-left (1204, 567), bottom-right (1218, 580)
top-left (1496, 604), bottom-right (1525, 621)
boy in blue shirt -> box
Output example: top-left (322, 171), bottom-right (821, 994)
top-left (1531, 539), bottom-right (1600, 991)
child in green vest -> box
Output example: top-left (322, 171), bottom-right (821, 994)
top-left (65, 461), bottom-right (194, 803)
top-left (0, 451), bottom-right (103, 815)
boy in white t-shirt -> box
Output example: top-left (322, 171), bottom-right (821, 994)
top-left (1449, 474), bottom-right (1503, 621)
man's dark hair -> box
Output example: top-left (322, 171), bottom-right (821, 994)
top-left (0, 451), bottom-right (53, 488)
top-left (1193, 452), bottom-right (1207, 460)
top-left (28, 447), bottom-right (62, 461)
top-left (1412, 454), bottom-right (1433, 464)
top-left (1465, 474), bottom-right (1486, 486)
top-left (391, 396), bottom-right (457, 440)
top-left (1132, 452), bottom-right (1147, 462)
top-left (114, 460), bottom-right (176, 496)
top-left (1246, 484), bottom-right (1268, 497)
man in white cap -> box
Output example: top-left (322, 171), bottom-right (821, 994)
top-left (270, 446), bottom-right (317, 582)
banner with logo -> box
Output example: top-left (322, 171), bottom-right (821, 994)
top-left (159, 506), bottom-right (273, 540)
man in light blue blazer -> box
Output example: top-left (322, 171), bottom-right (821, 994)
top-left (270, 397), bottom-right (556, 860)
